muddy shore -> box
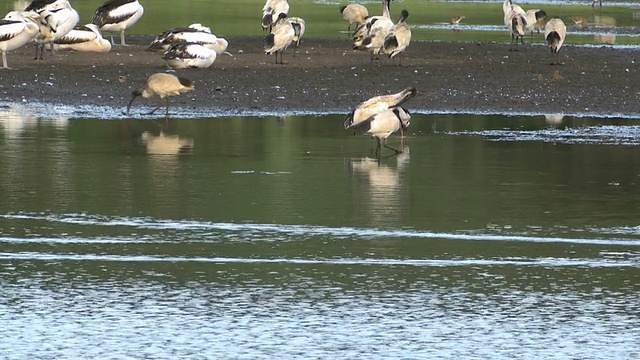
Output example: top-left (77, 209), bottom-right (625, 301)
top-left (0, 36), bottom-right (638, 118)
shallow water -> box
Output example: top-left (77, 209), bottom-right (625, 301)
top-left (1, 113), bottom-right (639, 358)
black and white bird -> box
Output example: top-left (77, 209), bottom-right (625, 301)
top-left (24, 0), bottom-right (57, 12)
top-left (545, 17), bottom-right (566, 65)
top-left (383, 9), bottom-right (411, 66)
top-left (287, 16), bottom-right (305, 47)
top-left (525, 9), bottom-right (547, 40)
top-left (339, 3), bottom-right (369, 36)
top-left (264, 13), bottom-right (297, 64)
top-left (350, 107), bottom-right (411, 156)
top-left (91, 0), bottom-right (144, 46)
top-left (53, 23), bottom-right (111, 52)
top-left (126, 73), bottom-right (195, 116)
top-left (261, 0), bottom-right (289, 31)
top-left (344, 87), bottom-right (416, 129)
top-left (0, 11), bottom-right (39, 69)
top-left (33, 0), bottom-right (80, 59)
top-left (506, 7), bottom-right (527, 51)
top-left (357, 0), bottom-right (393, 63)
top-left (162, 42), bottom-right (217, 69)
top-left (148, 24), bottom-right (229, 55)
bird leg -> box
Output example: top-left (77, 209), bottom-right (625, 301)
top-left (120, 30), bottom-right (127, 46)
top-left (148, 99), bottom-right (163, 115)
top-left (1, 51), bottom-right (8, 69)
top-left (165, 97), bottom-right (170, 117)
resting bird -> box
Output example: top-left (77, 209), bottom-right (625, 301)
top-left (383, 9), bottom-right (411, 66)
top-left (33, 0), bottom-right (80, 58)
top-left (148, 25), bottom-right (228, 55)
top-left (162, 42), bottom-right (217, 69)
top-left (264, 13), bottom-right (297, 64)
top-left (126, 73), bottom-right (195, 116)
top-left (91, 0), bottom-right (144, 45)
top-left (0, 11), bottom-right (39, 69)
top-left (53, 23), bottom-right (111, 52)
top-left (344, 87), bottom-right (416, 129)
top-left (360, 0), bottom-right (393, 63)
top-left (351, 107), bottom-right (411, 157)
top-left (545, 18), bottom-right (566, 65)
top-left (339, 4), bottom-right (369, 36)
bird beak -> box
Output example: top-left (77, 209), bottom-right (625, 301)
top-left (126, 94), bottom-right (138, 115)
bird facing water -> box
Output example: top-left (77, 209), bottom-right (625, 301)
top-left (344, 87), bottom-right (416, 129)
top-left (126, 73), bottom-right (194, 116)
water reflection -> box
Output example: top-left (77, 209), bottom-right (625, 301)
top-left (140, 131), bottom-right (194, 155)
top-left (544, 114), bottom-right (564, 125)
top-left (346, 146), bottom-right (409, 227)
top-left (593, 15), bottom-right (616, 44)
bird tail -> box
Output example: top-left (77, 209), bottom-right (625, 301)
top-left (383, 36), bottom-right (398, 55)
top-left (264, 33), bottom-right (275, 52)
top-left (546, 31), bottom-right (561, 51)
top-left (338, 5), bottom-right (347, 14)
top-left (344, 110), bottom-right (356, 129)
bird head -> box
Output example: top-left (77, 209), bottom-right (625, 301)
top-left (126, 90), bottom-right (143, 115)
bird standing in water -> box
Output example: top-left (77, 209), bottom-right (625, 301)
top-left (126, 73), bottom-right (194, 116)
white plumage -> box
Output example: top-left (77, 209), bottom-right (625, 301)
top-left (148, 25), bottom-right (229, 55)
top-left (127, 73), bottom-right (195, 116)
top-left (163, 42), bottom-right (217, 69)
top-left (0, 11), bottom-right (39, 69)
top-left (350, 107), bottom-right (412, 156)
top-left (262, 0), bottom-right (289, 31)
top-left (339, 4), bottom-right (369, 36)
top-left (264, 13), bottom-right (295, 64)
top-left (91, 0), bottom-right (144, 45)
top-left (355, 0), bottom-right (393, 63)
top-left (53, 23), bottom-right (110, 52)
top-left (383, 9), bottom-right (411, 65)
top-left (344, 87), bottom-right (416, 129)
top-left (33, 0), bottom-right (80, 58)
top-left (545, 18), bottom-right (566, 65)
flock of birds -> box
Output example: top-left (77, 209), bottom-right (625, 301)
top-left (0, 0), bottom-right (596, 157)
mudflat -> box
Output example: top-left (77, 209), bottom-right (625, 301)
top-left (0, 36), bottom-right (638, 118)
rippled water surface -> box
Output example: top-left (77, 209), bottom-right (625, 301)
top-left (1, 113), bottom-right (639, 358)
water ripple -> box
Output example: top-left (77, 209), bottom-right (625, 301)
top-left (1, 212), bottom-right (639, 246)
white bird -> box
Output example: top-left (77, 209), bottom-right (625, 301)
top-left (162, 42), bottom-right (217, 69)
top-left (450, 15), bottom-right (466, 25)
top-left (34, 0), bottom-right (80, 58)
top-left (148, 25), bottom-right (226, 54)
top-left (344, 87), bottom-right (416, 129)
top-left (91, 0), bottom-right (144, 46)
top-left (359, 0), bottom-right (393, 63)
top-left (383, 9), bottom-right (411, 66)
top-left (353, 0), bottom-right (391, 51)
top-left (339, 4), bottom-right (369, 36)
top-left (350, 107), bottom-right (412, 157)
top-left (545, 17), bottom-right (566, 65)
top-left (126, 73), bottom-right (195, 116)
top-left (506, 7), bottom-right (527, 51)
top-left (262, 0), bottom-right (289, 31)
top-left (0, 11), bottom-right (39, 69)
top-left (525, 9), bottom-right (547, 40)
top-left (264, 13), bottom-right (295, 64)
top-left (24, 0), bottom-right (58, 12)
top-left (53, 23), bottom-right (111, 52)
top-left (287, 16), bottom-right (305, 47)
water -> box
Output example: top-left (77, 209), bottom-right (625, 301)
top-left (1, 113), bottom-right (639, 358)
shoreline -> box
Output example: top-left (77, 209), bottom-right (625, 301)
top-left (0, 36), bottom-right (638, 119)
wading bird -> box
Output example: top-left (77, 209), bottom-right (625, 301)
top-left (525, 9), bottom-right (547, 40)
top-left (344, 87), bottom-right (416, 129)
top-left (0, 11), bottom-right (39, 69)
top-left (339, 3), bottom-right (368, 36)
top-left (350, 107), bottom-right (411, 157)
top-left (53, 23), bottom-right (111, 52)
top-left (126, 73), bottom-right (195, 116)
top-left (91, 0), bottom-right (144, 45)
top-left (162, 42), bottom-right (217, 69)
top-left (264, 13), bottom-right (297, 64)
top-left (450, 15), bottom-right (466, 25)
top-left (545, 17), bottom-right (566, 65)
top-left (383, 9), bottom-right (411, 66)
top-left (591, 0), bottom-right (602, 8)
top-left (261, 0), bottom-right (289, 32)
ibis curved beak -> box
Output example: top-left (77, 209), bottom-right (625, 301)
top-left (126, 94), bottom-right (138, 115)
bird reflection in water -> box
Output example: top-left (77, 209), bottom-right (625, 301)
top-left (140, 131), bottom-right (194, 155)
top-left (545, 114), bottom-right (564, 125)
top-left (346, 146), bottom-right (409, 227)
